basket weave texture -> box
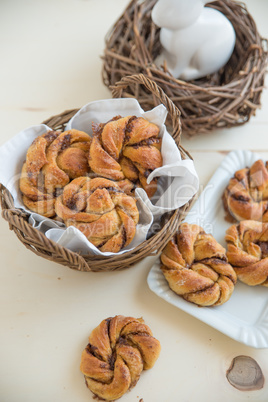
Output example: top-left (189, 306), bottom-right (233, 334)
top-left (0, 74), bottom-right (192, 272)
top-left (102, 0), bottom-right (268, 137)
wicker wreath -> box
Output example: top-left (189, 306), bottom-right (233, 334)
top-left (102, 0), bottom-right (268, 137)
top-left (0, 74), bottom-right (193, 272)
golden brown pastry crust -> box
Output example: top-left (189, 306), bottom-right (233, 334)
top-left (225, 220), bottom-right (268, 286)
top-left (223, 160), bottom-right (268, 222)
top-left (160, 223), bottom-right (237, 306)
top-left (80, 315), bottom-right (161, 401)
top-left (19, 129), bottom-right (91, 217)
top-left (88, 115), bottom-right (162, 198)
top-left (55, 177), bottom-right (139, 252)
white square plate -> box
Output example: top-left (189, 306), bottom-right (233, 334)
top-left (147, 150), bottom-right (268, 348)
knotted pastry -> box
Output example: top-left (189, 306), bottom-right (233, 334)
top-left (55, 177), bottom-right (139, 252)
top-left (225, 220), bottom-right (268, 287)
top-left (80, 315), bottom-right (161, 401)
top-left (223, 159), bottom-right (268, 222)
top-left (88, 115), bottom-right (162, 198)
top-left (160, 223), bottom-right (237, 306)
top-left (19, 129), bottom-right (91, 217)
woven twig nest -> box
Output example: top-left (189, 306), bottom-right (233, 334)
top-left (0, 74), bottom-right (192, 272)
top-left (102, 0), bottom-right (268, 137)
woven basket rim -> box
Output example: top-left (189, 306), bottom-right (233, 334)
top-left (102, 0), bottom-right (268, 137)
top-left (0, 74), bottom-right (193, 272)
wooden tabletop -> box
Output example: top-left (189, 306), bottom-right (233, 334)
top-left (0, 1), bottom-right (268, 401)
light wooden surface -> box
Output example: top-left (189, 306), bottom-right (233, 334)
top-left (0, 1), bottom-right (268, 401)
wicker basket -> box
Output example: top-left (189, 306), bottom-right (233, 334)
top-left (102, 0), bottom-right (268, 137)
top-left (0, 74), bottom-right (193, 272)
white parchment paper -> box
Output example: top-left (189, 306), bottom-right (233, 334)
top-left (0, 98), bottom-right (199, 255)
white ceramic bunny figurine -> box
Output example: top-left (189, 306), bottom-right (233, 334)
top-left (152, 0), bottom-right (236, 80)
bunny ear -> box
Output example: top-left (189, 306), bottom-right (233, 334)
top-left (151, 0), bottom-right (163, 27)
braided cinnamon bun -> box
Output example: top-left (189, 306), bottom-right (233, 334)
top-left (225, 220), bottom-right (268, 287)
top-left (88, 115), bottom-right (162, 198)
top-left (223, 159), bottom-right (268, 222)
top-left (80, 315), bottom-right (161, 401)
top-left (160, 223), bottom-right (237, 306)
top-left (55, 177), bottom-right (139, 252)
top-left (19, 129), bottom-right (91, 217)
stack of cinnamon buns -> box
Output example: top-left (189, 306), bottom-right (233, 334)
top-left (20, 115), bottom-right (163, 252)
